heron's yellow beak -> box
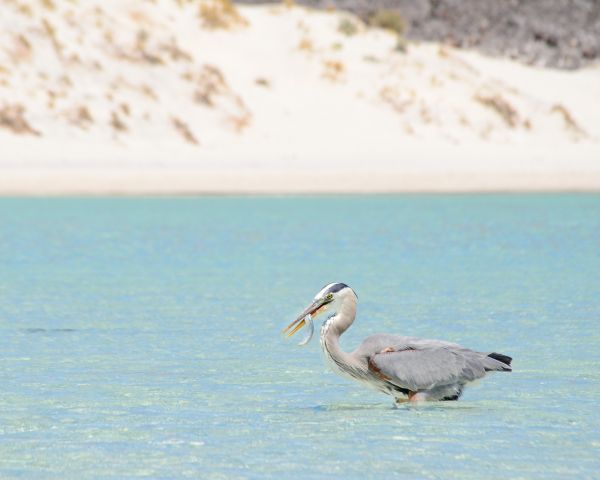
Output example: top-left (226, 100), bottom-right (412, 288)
top-left (285, 318), bottom-right (306, 337)
top-left (282, 299), bottom-right (327, 337)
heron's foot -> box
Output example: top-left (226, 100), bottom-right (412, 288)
top-left (380, 347), bottom-right (396, 354)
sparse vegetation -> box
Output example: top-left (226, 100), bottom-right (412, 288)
top-left (551, 104), bottom-right (586, 137)
top-left (227, 110), bottom-right (252, 133)
top-left (162, 38), bottom-right (193, 62)
top-left (67, 105), bottom-right (94, 129)
top-left (199, 0), bottom-right (247, 30)
top-left (419, 104), bottom-right (432, 124)
top-left (110, 29), bottom-right (167, 65)
top-left (193, 65), bottom-right (228, 106)
top-left (338, 17), bottom-right (359, 36)
top-left (0, 104), bottom-right (40, 135)
top-left (362, 54), bottom-right (379, 63)
top-left (370, 10), bottom-right (406, 36)
top-left (59, 75), bottom-right (72, 87)
top-left (297, 37), bottom-right (314, 52)
top-left (172, 117), bottom-right (199, 145)
top-left (475, 94), bottom-right (520, 128)
top-left (10, 34), bottom-right (33, 63)
top-left (139, 84), bottom-right (158, 100)
top-left (110, 111), bottom-right (128, 132)
top-left (379, 86), bottom-right (414, 113)
top-left (17, 2), bottom-right (33, 16)
top-left (46, 90), bottom-right (56, 109)
top-left (135, 30), bottom-right (163, 65)
top-left (42, 18), bottom-right (63, 58)
top-left (40, 0), bottom-right (55, 11)
top-left (255, 77), bottom-right (270, 88)
top-left (188, 64), bottom-right (252, 132)
top-left (322, 60), bottom-right (345, 81)
top-left (395, 36), bottom-right (407, 53)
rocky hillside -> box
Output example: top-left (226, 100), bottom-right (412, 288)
top-left (238, 0), bottom-right (600, 69)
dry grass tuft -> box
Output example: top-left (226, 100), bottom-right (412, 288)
top-left (551, 104), bottom-right (586, 137)
top-left (322, 60), bottom-right (345, 81)
top-left (17, 2), bottom-right (33, 16)
top-left (111, 29), bottom-right (166, 65)
top-left (190, 64), bottom-right (252, 132)
top-left (0, 104), bottom-right (40, 135)
top-left (437, 46), bottom-right (450, 58)
top-left (193, 65), bottom-right (228, 106)
top-left (379, 86), bottom-right (414, 113)
top-left (135, 29), bottom-right (163, 65)
top-left (172, 116), bottom-right (199, 145)
top-left (9, 34), bottom-right (33, 63)
top-left (42, 18), bottom-right (63, 57)
top-left (227, 110), bottom-right (252, 133)
top-left (110, 111), bottom-right (128, 132)
top-left (255, 77), bottom-right (270, 88)
top-left (297, 37), bottom-right (314, 52)
top-left (140, 83), bottom-right (158, 100)
top-left (199, 0), bottom-right (247, 30)
top-left (40, 0), bottom-right (55, 10)
top-left (475, 94), bottom-right (520, 128)
top-left (162, 38), bottom-right (193, 62)
top-left (67, 105), bottom-right (94, 129)
top-left (186, 64), bottom-right (251, 130)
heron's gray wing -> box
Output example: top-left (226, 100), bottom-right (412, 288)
top-left (352, 334), bottom-right (464, 359)
top-left (368, 346), bottom-right (488, 392)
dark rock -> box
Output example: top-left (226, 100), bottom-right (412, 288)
top-left (235, 0), bottom-right (600, 69)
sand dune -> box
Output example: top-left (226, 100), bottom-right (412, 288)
top-left (1, 0), bottom-right (599, 193)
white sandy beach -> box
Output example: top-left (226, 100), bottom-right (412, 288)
top-left (1, 0), bottom-right (599, 193)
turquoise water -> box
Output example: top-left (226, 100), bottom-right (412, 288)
top-left (1, 196), bottom-right (599, 479)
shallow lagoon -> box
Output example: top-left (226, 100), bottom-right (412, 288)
top-left (1, 196), bottom-right (599, 478)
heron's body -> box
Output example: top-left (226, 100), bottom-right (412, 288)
top-left (285, 283), bottom-right (512, 403)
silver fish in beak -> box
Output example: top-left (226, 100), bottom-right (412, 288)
top-left (282, 297), bottom-right (328, 346)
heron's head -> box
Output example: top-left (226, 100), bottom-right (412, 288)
top-left (283, 283), bottom-right (358, 343)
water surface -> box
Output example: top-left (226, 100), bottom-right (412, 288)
top-left (1, 196), bottom-right (599, 478)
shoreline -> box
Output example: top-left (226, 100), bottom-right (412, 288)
top-left (3, 167), bottom-right (600, 195)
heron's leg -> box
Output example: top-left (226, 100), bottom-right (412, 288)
top-left (408, 391), bottom-right (427, 403)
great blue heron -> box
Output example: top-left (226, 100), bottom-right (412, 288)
top-left (283, 283), bottom-right (512, 403)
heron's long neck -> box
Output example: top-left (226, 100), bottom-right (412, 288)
top-left (320, 298), bottom-right (357, 371)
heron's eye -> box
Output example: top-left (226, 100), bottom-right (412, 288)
top-left (326, 293), bottom-right (334, 301)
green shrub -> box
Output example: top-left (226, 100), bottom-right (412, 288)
top-left (338, 18), bottom-right (358, 36)
top-left (370, 10), bottom-right (406, 36)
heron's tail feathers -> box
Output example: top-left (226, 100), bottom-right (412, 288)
top-left (485, 352), bottom-right (512, 371)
